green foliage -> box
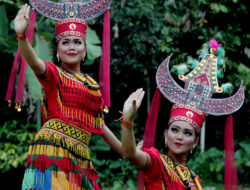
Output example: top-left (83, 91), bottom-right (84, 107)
top-left (89, 125), bottom-right (138, 189)
top-left (188, 139), bottom-right (250, 186)
top-left (188, 147), bottom-right (225, 186)
top-left (85, 27), bottom-right (102, 65)
top-left (235, 139), bottom-right (250, 185)
top-left (0, 120), bottom-right (36, 173)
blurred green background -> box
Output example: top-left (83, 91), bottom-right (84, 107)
top-left (0, 0), bottom-right (249, 189)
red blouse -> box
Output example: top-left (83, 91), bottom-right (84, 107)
top-left (37, 62), bottom-right (104, 134)
top-left (143, 147), bottom-right (202, 190)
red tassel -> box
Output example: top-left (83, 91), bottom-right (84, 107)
top-left (138, 88), bottom-right (162, 190)
top-left (6, 10), bottom-right (37, 107)
top-left (99, 9), bottom-right (110, 107)
top-left (5, 48), bottom-right (22, 103)
top-left (224, 115), bottom-right (238, 190)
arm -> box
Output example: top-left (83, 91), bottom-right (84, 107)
top-left (101, 121), bottom-right (122, 155)
top-left (122, 88), bottom-right (150, 169)
top-left (15, 4), bottom-right (46, 75)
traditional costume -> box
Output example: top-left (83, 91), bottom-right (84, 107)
top-left (138, 40), bottom-right (245, 190)
top-left (5, 0), bottom-right (112, 189)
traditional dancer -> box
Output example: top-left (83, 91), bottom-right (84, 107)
top-left (13, 1), bottom-right (121, 189)
top-left (121, 41), bottom-right (245, 189)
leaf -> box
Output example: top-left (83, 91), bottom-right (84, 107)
top-left (26, 65), bottom-right (42, 101)
top-left (244, 47), bottom-right (250, 58)
top-left (85, 27), bottom-right (102, 65)
top-left (86, 27), bottom-right (101, 44)
top-left (26, 33), bottom-right (53, 100)
top-left (0, 5), bottom-right (8, 36)
top-left (34, 34), bottom-right (53, 62)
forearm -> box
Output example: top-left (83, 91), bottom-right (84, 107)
top-left (102, 124), bottom-right (122, 154)
top-left (121, 120), bottom-right (137, 159)
top-left (18, 38), bottom-right (45, 75)
top-left (121, 120), bottom-right (149, 168)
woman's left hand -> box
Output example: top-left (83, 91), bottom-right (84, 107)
top-left (122, 88), bottom-right (145, 123)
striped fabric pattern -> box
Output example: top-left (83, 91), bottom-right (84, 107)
top-left (22, 119), bottom-right (102, 190)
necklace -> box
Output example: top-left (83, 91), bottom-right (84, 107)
top-left (61, 66), bottom-right (99, 90)
top-left (168, 155), bottom-right (202, 190)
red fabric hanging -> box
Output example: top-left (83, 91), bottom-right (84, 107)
top-left (15, 10), bottom-right (37, 106)
top-left (224, 114), bottom-right (238, 190)
top-left (137, 88), bottom-right (162, 190)
top-left (5, 48), bottom-right (22, 102)
top-left (5, 10), bottom-right (37, 106)
top-left (99, 9), bottom-right (110, 107)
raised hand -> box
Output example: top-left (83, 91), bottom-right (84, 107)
top-left (122, 88), bottom-right (145, 123)
top-left (14, 4), bottom-right (30, 35)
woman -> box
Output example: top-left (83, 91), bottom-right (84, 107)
top-left (121, 88), bottom-right (202, 189)
top-left (15, 4), bottom-right (121, 190)
top-left (121, 40), bottom-right (244, 189)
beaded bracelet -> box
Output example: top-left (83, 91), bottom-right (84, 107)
top-left (16, 33), bottom-right (26, 40)
top-left (121, 118), bottom-right (134, 129)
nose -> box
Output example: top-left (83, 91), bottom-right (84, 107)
top-left (176, 132), bottom-right (183, 140)
top-left (69, 42), bottom-right (75, 49)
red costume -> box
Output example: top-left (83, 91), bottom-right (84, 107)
top-left (143, 147), bottom-right (202, 190)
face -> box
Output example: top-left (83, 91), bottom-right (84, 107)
top-left (165, 121), bottom-right (198, 156)
top-left (57, 36), bottom-right (86, 66)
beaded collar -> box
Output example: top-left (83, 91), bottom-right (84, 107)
top-left (60, 66), bottom-right (100, 90)
top-left (160, 154), bottom-right (202, 190)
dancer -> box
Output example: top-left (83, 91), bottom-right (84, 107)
top-left (121, 41), bottom-right (244, 189)
top-left (15, 3), bottom-right (120, 190)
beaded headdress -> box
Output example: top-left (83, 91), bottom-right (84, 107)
top-left (156, 43), bottom-right (245, 132)
top-left (28, 0), bottom-right (111, 21)
top-left (55, 18), bottom-right (87, 41)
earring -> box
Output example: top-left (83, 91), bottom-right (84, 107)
top-left (56, 53), bottom-right (60, 62)
top-left (82, 52), bottom-right (86, 62)
top-left (190, 146), bottom-right (196, 154)
top-left (165, 139), bottom-right (168, 148)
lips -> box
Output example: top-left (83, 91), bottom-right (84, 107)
top-left (174, 143), bottom-right (183, 147)
top-left (67, 53), bottom-right (77, 56)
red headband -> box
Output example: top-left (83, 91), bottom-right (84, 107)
top-left (55, 18), bottom-right (87, 41)
top-left (168, 104), bottom-right (206, 133)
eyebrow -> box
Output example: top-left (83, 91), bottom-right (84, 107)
top-left (172, 125), bottom-right (195, 133)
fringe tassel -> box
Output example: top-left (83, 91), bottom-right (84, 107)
top-left (224, 115), bottom-right (238, 190)
top-left (6, 10), bottom-right (36, 107)
top-left (99, 9), bottom-right (111, 107)
top-left (138, 88), bottom-right (162, 190)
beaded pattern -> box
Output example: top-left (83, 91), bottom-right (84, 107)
top-left (160, 154), bottom-right (198, 189)
top-left (29, 0), bottom-right (112, 21)
top-left (55, 18), bottom-right (87, 41)
top-left (156, 55), bottom-right (245, 116)
top-left (42, 119), bottom-right (91, 146)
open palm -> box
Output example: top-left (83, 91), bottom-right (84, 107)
top-left (14, 4), bottom-right (30, 35)
top-left (122, 88), bottom-right (145, 122)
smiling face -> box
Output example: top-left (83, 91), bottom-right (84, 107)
top-left (57, 36), bottom-right (86, 69)
top-left (165, 120), bottom-right (199, 158)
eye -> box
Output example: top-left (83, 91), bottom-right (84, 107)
top-left (184, 130), bottom-right (193, 136)
top-left (170, 127), bottom-right (178, 133)
top-left (61, 40), bottom-right (69, 45)
top-left (74, 39), bottom-right (83, 45)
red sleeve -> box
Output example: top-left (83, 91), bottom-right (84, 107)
top-left (143, 147), bottom-right (162, 179)
top-left (36, 62), bottom-right (59, 89)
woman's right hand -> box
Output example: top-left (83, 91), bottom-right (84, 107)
top-left (122, 88), bottom-right (145, 123)
top-left (14, 4), bottom-right (30, 35)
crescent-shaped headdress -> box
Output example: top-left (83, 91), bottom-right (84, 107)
top-left (29, 0), bottom-right (111, 21)
top-left (156, 51), bottom-right (245, 132)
